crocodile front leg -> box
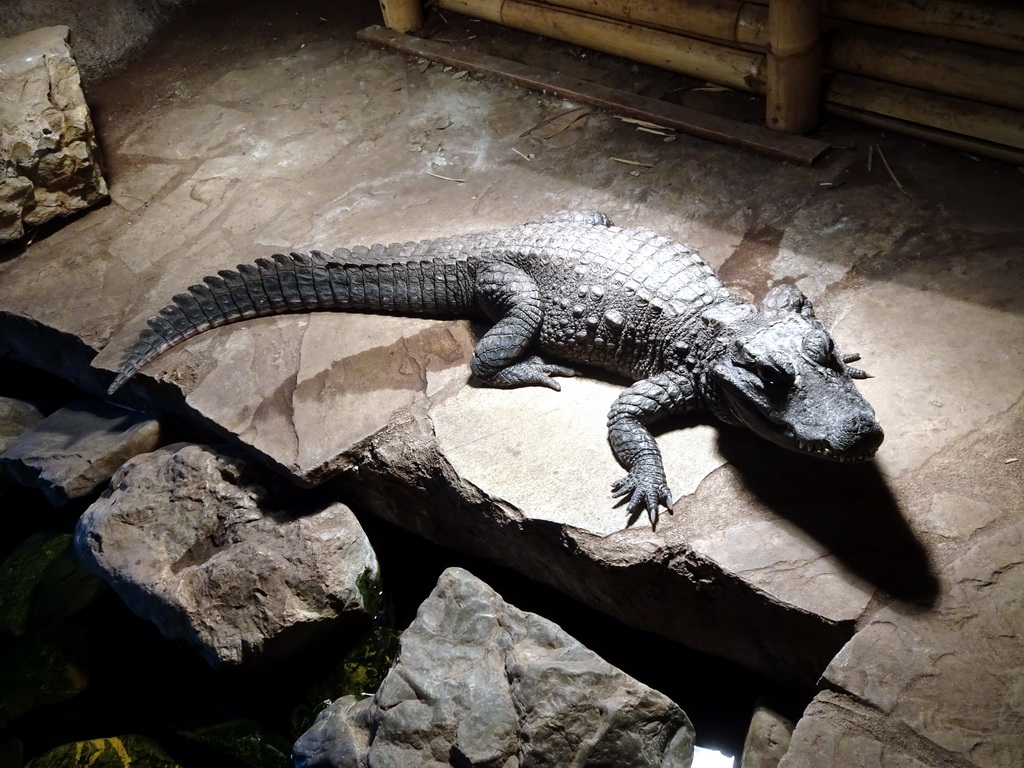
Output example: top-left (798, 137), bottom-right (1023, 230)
top-left (471, 262), bottom-right (575, 389)
top-left (607, 370), bottom-right (700, 526)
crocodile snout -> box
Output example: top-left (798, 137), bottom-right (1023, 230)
top-left (836, 411), bottom-right (885, 459)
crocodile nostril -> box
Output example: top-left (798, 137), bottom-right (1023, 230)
top-left (841, 413), bottom-right (885, 455)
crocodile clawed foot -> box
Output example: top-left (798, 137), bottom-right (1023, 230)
top-left (482, 356), bottom-right (577, 390)
top-left (611, 472), bottom-right (673, 528)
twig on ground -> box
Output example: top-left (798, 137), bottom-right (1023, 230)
top-left (426, 171), bottom-right (466, 183)
top-left (876, 144), bottom-right (910, 198)
top-left (611, 157), bottom-right (655, 168)
top-left (520, 106), bottom-right (588, 138)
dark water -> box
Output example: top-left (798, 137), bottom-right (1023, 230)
top-left (0, 358), bottom-right (807, 766)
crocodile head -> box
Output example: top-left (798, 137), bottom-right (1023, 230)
top-left (704, 284), bottom-right (884, 462)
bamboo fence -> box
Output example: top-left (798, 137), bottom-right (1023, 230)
top-left (382, 0), bottom-right (1024, 162)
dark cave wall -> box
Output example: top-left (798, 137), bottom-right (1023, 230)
top-left (0, 0), bottom-right (197, 85)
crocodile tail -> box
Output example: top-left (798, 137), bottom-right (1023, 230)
top-left (107, 243), bottom-right (477, 395)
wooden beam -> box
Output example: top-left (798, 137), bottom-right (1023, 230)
top-left (357, 25), bottom-right (830, 164)
top-left (826, 103), bottom-right (1024, 166)
top-left (766, 0), bottom-right (822, 133)
top-left (379, 0), bottom-right (425, 33)
top-left (827, 73), bottom-right (1024, 152)
top-left (437, 0), bottom-right (767, 93)
top-left (747, 0), bottom-right (1024, 54)
top-left (827, 24), bottom-right (1024, 113)
top-left (538, 0), bottom-right (770, 48)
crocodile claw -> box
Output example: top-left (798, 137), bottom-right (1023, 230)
top-left (611, 472), bottom-right (673, 528)
top-left (486, 356), bottom-right (576, 390)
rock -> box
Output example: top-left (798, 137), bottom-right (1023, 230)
top-left (740, 703), bottom-right (794, 768)
top-left (293, 567), bottom-right (695, 768)
top-left (0, 396), bottom-right (46, 455)
top-left (0, 26), bottom-right (107, 242)
top-left (344, 404), bottom-right (857, 688)
top-left (780, 520), bottom-right (1024, 768)
top-left (0, 399), bottom-right (163, 505)
top-left (74, 443), bottom-right (380, 667)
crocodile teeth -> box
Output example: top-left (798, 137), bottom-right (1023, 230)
top-left (796, 438), bottom-right (873, 462)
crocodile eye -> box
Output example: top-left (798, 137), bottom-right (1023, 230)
top-left (732, 340), bottom-right (756, 367)
top-left (756, 360), bottom-right (794, 389)
top-left (802, 333), bottom-right (833, 366)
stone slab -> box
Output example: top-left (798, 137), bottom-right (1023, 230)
top-left (781, 519), bottom-right (1024, 767)
top-left (832, 251), bottom-right (1024, 478)
top-left (92, 313), bottom-right (477, 486)
top-left (431, 376), bottom-right (727, 536)
top-left (343, 404), bottom-right (855, 687)
top-left (0, 399), bottom-right (162, 505)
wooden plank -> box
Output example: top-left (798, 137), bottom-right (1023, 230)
top-left (357, 25), bottom-right (830, 165)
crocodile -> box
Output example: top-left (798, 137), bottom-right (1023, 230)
top-left (108, 211), bottom-right (884, 525)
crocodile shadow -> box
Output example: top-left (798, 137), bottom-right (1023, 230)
top-left (712, 423), bottom-right (940, 608)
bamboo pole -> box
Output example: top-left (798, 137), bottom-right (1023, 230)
top-left (379, 0), bottom-right (425, 33)
top-left (745, 0), bottom-right (1024, 54)
top-left (537, 1), bottom-right (1024, 116)
top-left (766, 0), bottom-right (821, 132)
top-left (828, 0), bottom-right (1024, 53)
top-left (826, 104), bottom-right (1024, 166)
top-left (827, 24), bottom-right (1024, 113)
top-left (429, 0), bottom-right (1024, 154)
top-left (538, 0), bottom-right (770, 48)
top-left (826, 73), bottom-right (1024, 151)
top-left (436, 0), bottom-right (767, 92)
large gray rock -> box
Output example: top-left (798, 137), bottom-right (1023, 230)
top-left (780, 520), bottom-right (1024, 768)
top-left (0, 398), bottom-right (162, 505)
top-left (75, 442), bottom-right (380, 667)
top-left (293, 567), bottom-right (695, 768)
top-left (0, 26), bottom-right (107, 242)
